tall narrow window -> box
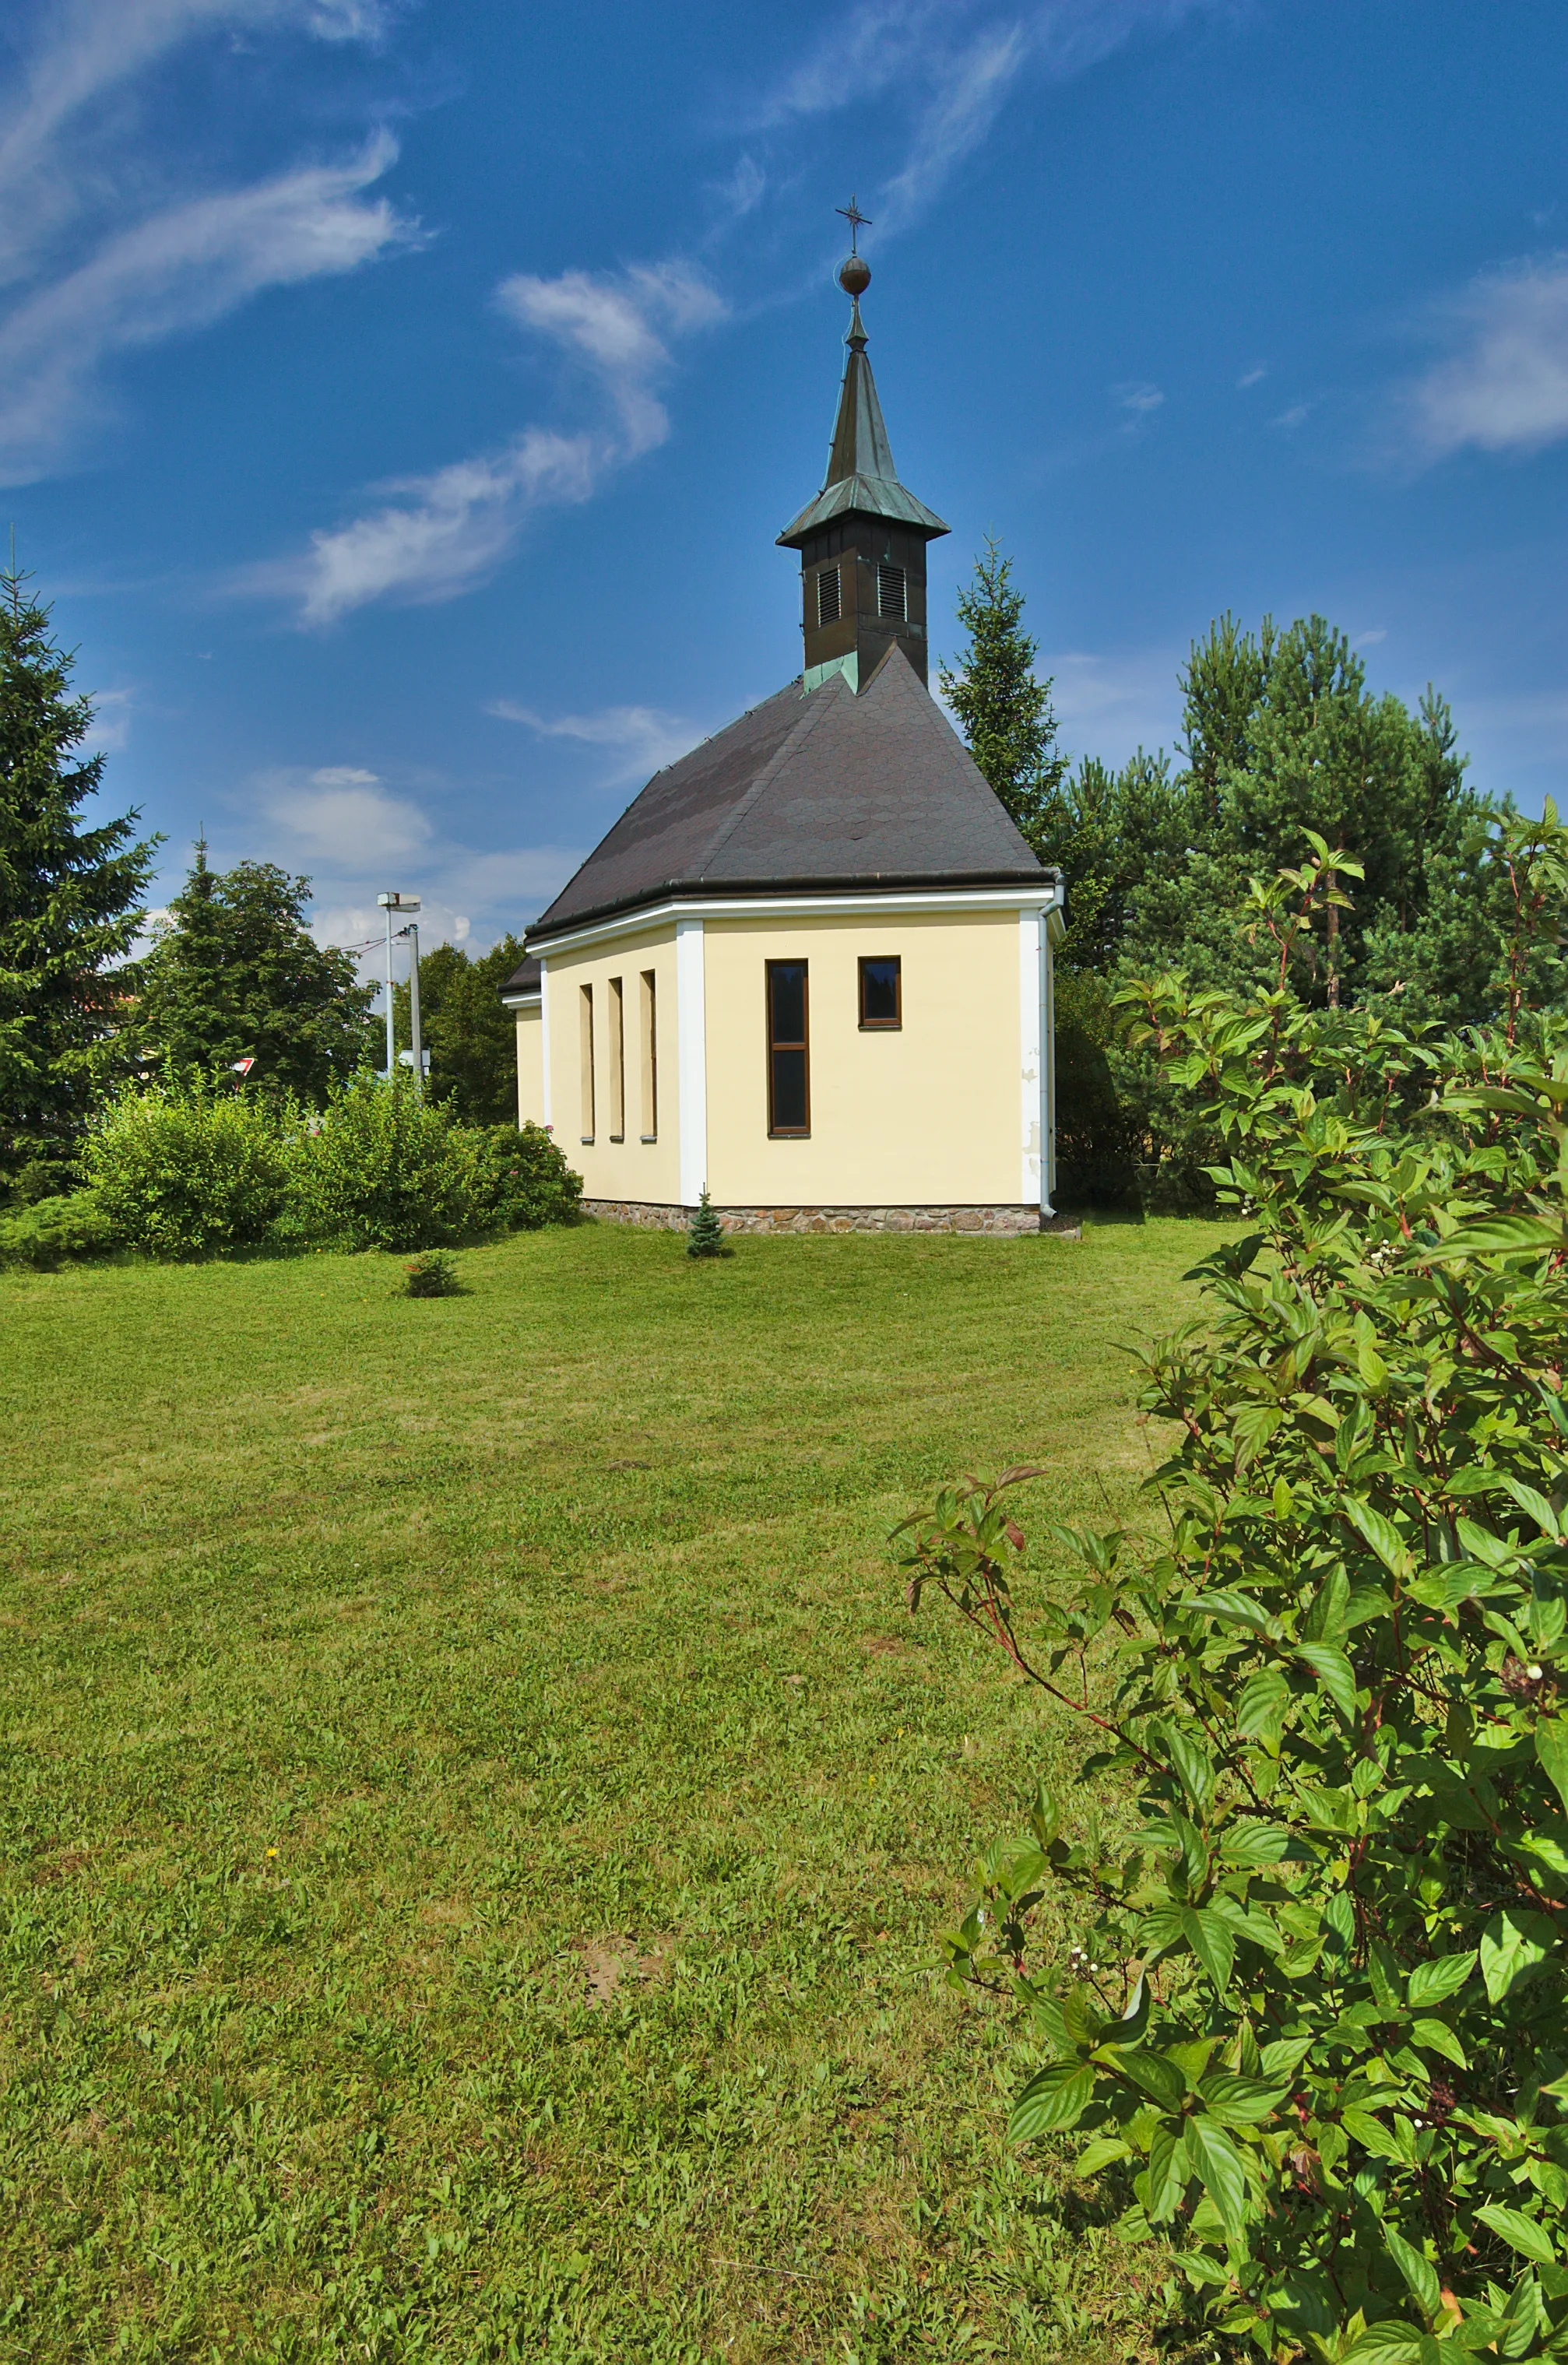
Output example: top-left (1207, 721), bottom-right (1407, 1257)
top-left (877, 561), bottom-right (906, 620)
top-left (859, 955), bottom-right (902, 1028)
top-left (766, 961), bottom-right (809, 1137)
top-left (816, 564), bottom-right (841, 625)
top-left (607, 976), bottom-right (625, 1139)
top-left (578, 982), bottom-right (595, 1142)
top-left (639, 970), bottom-right (657, 1140)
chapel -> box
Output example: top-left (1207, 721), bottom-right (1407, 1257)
top-left (501, 227), bottom-right (1064, 1234)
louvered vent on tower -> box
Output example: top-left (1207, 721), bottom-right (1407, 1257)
top-left (816, 565), bottom-right (842, 625)
top-left (877, 562), bottom-right (906, 620)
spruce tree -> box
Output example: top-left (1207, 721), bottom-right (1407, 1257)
top-left (938, 538), bottom-right (1067, 851)
top-left (0, 568), bottom-right (158, 1184)
top-left (137, 845), bottom-right (375, 1103)
top-left (686, 1186), bottom-right (726, 1259)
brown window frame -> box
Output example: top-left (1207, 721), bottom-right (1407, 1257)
top-left (638, 969), bottom-right (657, 1140)
top-left (765, 959), bottom-right (810, 1137)
top-left (858, 954), bottom-right (902, 1030)
top-left (607, 975), bottom-right (625, 1140)
top-left (578, 982), bottom-right (595, 1143)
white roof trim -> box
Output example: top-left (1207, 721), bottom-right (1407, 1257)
top-left (501, 991), bottom-right (542, 1010)
top-left (529, 882), bottom-right (1065, 961)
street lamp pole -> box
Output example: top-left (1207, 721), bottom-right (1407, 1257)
top-left (377, 892), bottom-right (420, 1077)
top-left (406, 921), bottom-right (423, 1094)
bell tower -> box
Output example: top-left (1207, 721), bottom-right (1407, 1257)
top-left (777, 202), bottom-right (949, 692)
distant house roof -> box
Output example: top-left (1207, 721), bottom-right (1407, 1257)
top-left (501, 953), bottom-right (541, 996)
top-left (776, 295), bottom-right (949, 548)
top-left (526, 644), bottom-right (1050, 945)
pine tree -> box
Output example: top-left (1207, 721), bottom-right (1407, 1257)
top-left (937, 538), bottom-right (1067, 851)
top-left (686, 1186), bottom-right (726, 1259)
top-left (0, 568), bottom-right (159, 1184)
top-left (137, 845), bottom-right (375, 1102)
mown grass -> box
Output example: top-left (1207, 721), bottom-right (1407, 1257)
top-left (0, 1218), bottom-right (1227, 2363)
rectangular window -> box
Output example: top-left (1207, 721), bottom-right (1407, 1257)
top-left (607, 975), bottom-right (625, 1139)
top-left (766, 961), bottom-right (809, 1136)
top-left (877, 561), bottom-right (906, 620)
top-left (578, 982), bottom-right (595, 1141)
top-left (639, 969), bottom-right (657, 1140)
top-left (859, 955), bottom-right (902, 1028)
top-left (816, 564), bottom-right (841, 625)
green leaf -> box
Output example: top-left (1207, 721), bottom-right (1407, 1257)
top-left (1419, 1214), bottom-right (1568, 1260)
top-left (1109, 2047), bottom-right (1187, 2109)
top-left (1186, 2115), bottom-right (1249, 2238)
top-left (1197, 2072), bottom-right (1289, 2127)
top-left (1341, 2107), bottom-right (1400, 2159)
top-left (1161, 1722), bottom-right (1217, 1817)
top-left (1234, 1667), bottom-right (1290, 1752)
top-left (1074, 2135), bottom-right (1131, 2177)
top-left (1384, 2225), bottom-right (1443, 2325)
top-left (1342, 2325), bottom-right (1432, 2363)
top-left (1479, 1907), bottom-right (1559, 2001)
top-left (1343, 1495), bottom-right (1415, 1579)
top-left (1405, 1950), bottom-right (1475, 2007)
top-left (1258, 2036), bottom-right (1313, 2082)
top-left (1217, 1819), bottom-right (1292, 1866)
top-left (1296, 1643), bottom-right (1358, 1719)
top-left (1502, 1476), bottom-right (1566, 1541)
top-left (1410, 2016), bottom-right (1468, 2068)
top-left (1190, 1588), bottom-right (1278, 1635)
top-left (1144, 2121), bottom-right (1188, 2221)
top-left (1180, 1904), bottom-right (1236, 1992)
top-left (1010, 2061), bottom-right (1095, 2142)
top-left (1537, 1716), bottom-right (1568, 1815)
top-left (1475, 2202), bottom-right (1559, 2267)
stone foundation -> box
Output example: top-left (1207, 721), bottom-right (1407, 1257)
top-left (580, 1199), bottom-right (1081, 1239)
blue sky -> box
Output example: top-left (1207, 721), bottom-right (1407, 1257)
top-left (7, 0), bottom-right (1568, 958)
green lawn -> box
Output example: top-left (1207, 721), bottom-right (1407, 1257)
top-left (0, 1218), bottom-right (1227, 2363)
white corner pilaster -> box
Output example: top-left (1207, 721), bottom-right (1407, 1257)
top-left (1042, 920), bottom-right (1057, 1214)
top-left (539, 963), bottom-right (553, 1133)
top-left (676, 916), bottom-right (707, 1207)
top-left (1019, 908), bottom-right (1047, 1213)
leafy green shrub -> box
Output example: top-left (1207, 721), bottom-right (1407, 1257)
top-left (462, 1121), bottom-right (582, 1231)
top-left (285, 1073), bottom-right (478, 1253)
top-left (899, 842), bottom-right (1568, 2360)
top-left (0, 1190), bottom-right (114, 1269)
top-left (401, 1249), bottom-right (459, 1298)
top-left (84, 1084), bottom-right (290, 1256)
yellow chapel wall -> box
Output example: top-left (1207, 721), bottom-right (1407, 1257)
top-left (514, 1004), bottom-right (543, 1127)
top-left (539, 924), bottom-right (682, 1205)
top-left (702, 907), bottom-right (1025, 1208)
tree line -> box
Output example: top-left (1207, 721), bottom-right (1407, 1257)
top-left (941, 540), bottom-right (1564, 1204)
top-left (4, 547), bottom-right (1562, 1211)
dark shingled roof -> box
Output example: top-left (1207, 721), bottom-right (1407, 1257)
top-left (527, 645), bottom-right (1049, 944)
top-left (501, 953), bottom-right (541, 996)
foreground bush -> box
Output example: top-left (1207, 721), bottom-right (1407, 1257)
top-left (285, 1073), bottom-right (481, 1252)
top-left (900, 843), bottom-right (1568, 2359)
top-left (462, 1121), bottom-right (582, 1231)
top-left (85, 1086), bottom-right (289, 1255)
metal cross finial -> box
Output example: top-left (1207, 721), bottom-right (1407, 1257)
top-left (836, 196), bottom-right (872, 255)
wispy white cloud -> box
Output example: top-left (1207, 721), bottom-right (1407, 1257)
top-left (1272, 401), bottom-right (1310, 431)
top-left (0, 134), bottom-right (418, 482)
top-left (0, 0), bottom-right (398, 283)
top-left (757, 1), bottom-right (1222, 233)
top-left (260, 258), bottom-right (726, 624)
top-left (82, 686), bottom-right (135, 754)
top-left (487, 698), bottom-right (700, 784)
top-left (256, 762), bottom-right (432, 864)
top-left (1237, 364), bottom-right (1267, 388)
top-left (1407, 253), bottom-right (1568, 459)
top-left (1113, 379), bottom-right (1164, 417)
